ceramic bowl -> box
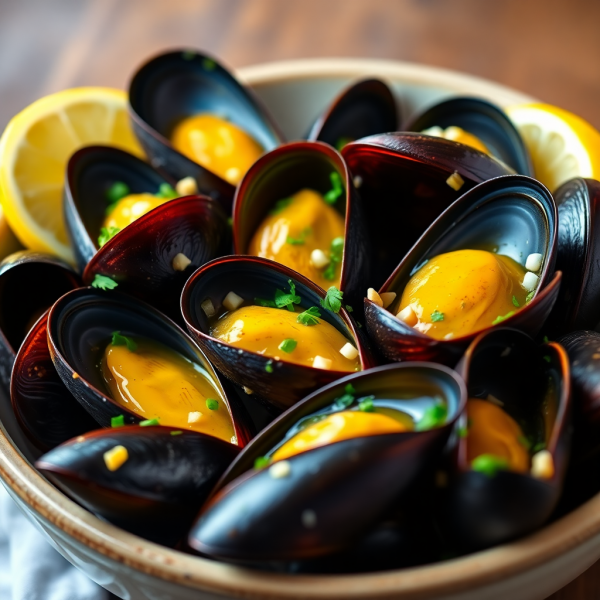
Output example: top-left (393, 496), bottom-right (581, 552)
top-left (1, 58), bottom-right (598, 600)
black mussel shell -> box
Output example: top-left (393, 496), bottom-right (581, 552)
top-left (307, 79), bottom-right (398, 148)
top-left (128, 49), bottom-right (284, 213)
top-left (342, 132), bottom-right (514, 287)
top-left (81, 194), bottom-right (229, 323)
top-left (233, 141), bottom-right (369, 309)
top-left (0, 251), bottom-right (80, 389)
top-left (47, 287), bottom-right (252, 445)
top-left (548, 178), bottom-right (600, 334)
top-left (365, 175), bottom-right (560, 365)
top-left (11, 309), bottom-right (97, 452)
top-left (188, 363), bottom-right (466, 561)
top-left (405, 96), bottom-right (533, 175)
top-left (181, 256), bottom-right (374, 411)
top-left (64, 145), bottom-right (176, 272)
top-left (36, 426), bottom-right (239, 546)
top-left (447, 328), bottom-right (571, 550)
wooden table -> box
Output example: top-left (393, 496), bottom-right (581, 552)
top-left (1, 1), bottom-right (599, 597)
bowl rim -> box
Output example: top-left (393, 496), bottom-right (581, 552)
top-left (0, 57), bottom-right (595, 600)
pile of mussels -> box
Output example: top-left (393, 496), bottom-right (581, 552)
top-left (3, 49), bottom-right (600, 573)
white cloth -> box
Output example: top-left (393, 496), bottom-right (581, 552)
top-left (0, 484), bottom-right (108, 600)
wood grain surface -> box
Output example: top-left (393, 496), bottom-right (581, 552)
top-left (1, 0), bottom-right (599, 598)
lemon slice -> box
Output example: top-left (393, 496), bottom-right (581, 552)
top-left (506, 103), bottom-right (600, 192)
top-left (0, 88), bottom-right (144, 264)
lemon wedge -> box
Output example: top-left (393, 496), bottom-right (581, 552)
top-left (506, 103), bottom-right (600, 192)
top-left (0, 88), bottom-right (144, 264)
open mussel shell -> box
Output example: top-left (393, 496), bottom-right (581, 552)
top-left (36, 426), bottom-right (240, 546)
top-left (128, 49), bottom-right (284, 212)
top-left (307, 79), bottom-right (398, 148)
top-left (547, 178), bottom-right (600, 334)
top-left (0, 251), bottom-right (80, 389)
top-left (446, 328), bottom-right (571, 550)
top-left (405, 96), bottom-right (533, 175)
top-left (188, 363), bottom-right (466, 561)
top-left (233, 141), bottom-right (369, 309)
top-left (365, 175), bottom-right (561, 365)
top-left (11, 309), bottom-right (97, 452)
top-left (181, 256), bottom-right (374, 410)
top-left (64, 145), bottom-right (176, 272)
top-left (342, 132), bottom-right (514, 288)
top-left (47, 287), bottom-right (252, 445)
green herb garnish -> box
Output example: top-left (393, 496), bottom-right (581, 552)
top-left (270, 197), bottom-right (293, 215)
top-left (431, 310), bottom-right (444, 322)
top-left (91, 274), bottom-right (118, 290)
top-left (98, 226), bottom-right (121, 247)
top-left (345, 383), bottom-right (356, 395)
top-left (265, 360), bottom-right (274, 373)
top-left (526, 290), bottom-right (535, 302)
top-left (275, 280), bottom-right (301, 311)
top-left (254, 297), bottom-right (277, 308)
top-left (518, 435), bottom-right (532, 451)
top-left (111, 415), bottom-right (125, 428)
top-left (512, 295), bottom-right (520, 308)
top-left (297, 306), bottom-right (321, 326)
top-left (335, 137), bottom-right (352, 152)
top-left (334, 394), bottom-right (354, 410)
top-left (254, 456), bottom-right (271, 470)
top-left (111, 331), bottom-right (137, 352)
top-left (457, 425), bottom-right (469, 438)
top-left (543, 335), bottom-right (550, 343)
top-left (543, 355), bottom-right (551, 363)
top-left (323, 236), bottom-right (344, 281)
top-left (202, 57), bottom-right (216, 70)
top-left (286, 227), bottom-right (312, 245)
top-left (345, 304), bottom-right (354, 313)
top-left (106, 181), bottom-right (129, 204)
top-left (170, 430), bottom-right (183, 436)
top-left (532, 442), bottom-right (546, 453)
top-left (471, 454), bottom-right (509, 477)
top-left (358, 396), bottom-right (375, 412)
top-left (278, 338), bottom-right (297, 353)
top-left (323, 171), bottom-right (343, 204)
top-left (321, 286), bottom-right (343, 313)
top-left (492, 311), bottom-right (515, 325)
top-left (155, 183), bottom-right (178, 199)
top-left (140, 418), bottom-right (160, 427)
top-left (416, 402), bottom-right (448, 431)
top-left (206, 399), bottom-right (219, 410)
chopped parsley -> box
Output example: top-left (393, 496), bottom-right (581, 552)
top-left (335, 137), bottom-right (352, 152)
top-left (416, 402), bottom-right (448, 431)
top-left (270, 197), bottom-right (293, 215)
top-left (492, 311), bottom-right (515, 325)
top-left (265, 360), bottom-right (274, 373)
top-left (471, 454), bottom-right (509, 477)
top-left (518, 435), bottom-right (532, 451)
top-left (323, 236), bottom-right (344, 281)
top-left (91, 274), bottom-right (118, 290)
top-left (254, 456), bottom-right (271, 470)
top-left (543, 355), bottom-right (551, 363)
top-left (111, 415), bottom-right (125, 428)
top-left (286, 227), bottom-right (312, 245)
top-left (431, 310), bottom-right (444, 322)
top-left (254, 297), bottom-right (277, 308)
top-left (526, 290), bottom-right (535, 303)
top-left (140, 418), bottom-right (160, 427)
top-left (543, 335), bottom-right (550, 343)
top-left (106, 181), bottom-right (129, 204)
top-left (345, 304), bottom-right (354, 313)
top-left (202, 57), bottom-right (216, 71)
top-left (297, 306), bottom-right (321, 326)
top-left (512, 295), bottom-right (520, 308)
top-left (274, 280), bottom-right (301, 311)
top-left (320, 286), bottom-right (343, 313)
top-left (170, 430), bottom-right (183, 436)
top-left (324, 171), bottom-right (344, 205)
top-left (532, 442), bottom-right (546, 453)
top-left (278, 338), bottom-right (297, 353)
top-left (98, 226), bottom-right (121, 247)
top-left (111, 331), bottom-right (138, 352)
top-left (206, 399), bottom-right (219, 410)
top-left (155, 183), bottom-right (178, 199)
top-left (358, 396), bottom-right (375, 412)
top-left (345, 383), bottom-right (356, 395)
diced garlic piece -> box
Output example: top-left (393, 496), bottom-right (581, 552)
top-left (188, 411), bottom-right (203, 424)
top-left (380, 292), bottom-right (397, 309)
top-left (313, 355), bottom-right (333, 370)
top-left (103, 445), bottom-right (128, 471)
top-left (522, 271), bottom-right (539, 292)
top-left (353, 175), bottom-right (363, 188)
top-left (531, 450), bottom-right (554, 480)
top-left (243, 386), bottom-right (254, 395)
top-left (367, 288), bottom-right (383, 307)
top-left (396, 305), bottom-right (418, 327)
top-left (310, 248), bottom-right (330, 269)
top-left (172, 252), bottom-right (192, 271)
top-left (269, 460), bottom-right (291, 479)
top-left (446, 171), bottom-right (464, 191)
top-left (525, 253), bottom-right (543, 272)
top-left (223, 291), bottom-right (244, 312)
top-left (201, 298), bottom-right (216, 318)
top-left (175, 176), bottom-right (198, 196)
top-left (339, 343), bottom-right (358, 360)
top-left (444, 126), bottom-right (464, 142)
top-left (421, 125), bottom-right (444, 137)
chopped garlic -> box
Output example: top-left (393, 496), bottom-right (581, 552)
top-left (446, 171), bottom-right (464, 191)
top-left (103, 445), bottom-right (128, 472)
top-left (353, 175), bottom-right (363, 189)
top-left (223, 291), bottom-right (244, 312)
top-left (188, 411), bottom-right (203, 424)
top-left (201, 298), bottom-right (216, 318)
top-left (310, 249), bottom-right (330, 269)
top-left (522, 271), bottom-right (539, 292)
top-left (243, 386), bottom-right (254, 395)
top-left (172, 252), bottom-right (192, 271)
top-left (380, 292), bottom-right (397, 309)
top-left (421, 125), bottom-right (444, 137)
top-left (176, 176), bottom-right (198, 196)
top-left (269, 460), bottom-right (291, 479)
top-left (525, 253), bottom-right (543, 272)
top-left (313, 355), bottom-right (333, 370)
top-left (339, 343), bottom-right (358, 360)
top-left (367, 288), bottom-right (383, 307)
top-left (531, 450), bottom-right (554, 480)
top-left (396, 305), bottom-right (418, 327)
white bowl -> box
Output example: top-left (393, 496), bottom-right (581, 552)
top-left (1, 58), bottom-right (597, 600)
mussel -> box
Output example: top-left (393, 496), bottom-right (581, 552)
top-left (365, 175), bottom-right (561, 364)
top-left (128, 49), bottom-right (284, 212)
top-left (233, 141), bottom-right (369, 308)
top-left (47, 287), bottom-right (252, 445)
top-left (405, 96), bottom-right (533, 175)
top-left (307, 78), bottom-right (398, 149)
top-left (341, 132), bottom-right (515, 288)
top-left (445, 328), bottom-right (571, 550)
top-left (181, 256), bottom-right (374, 410)
top-left (36, 425), bottom-right (240, 546)
top-left (188, 363), bottom-right (466, 561)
